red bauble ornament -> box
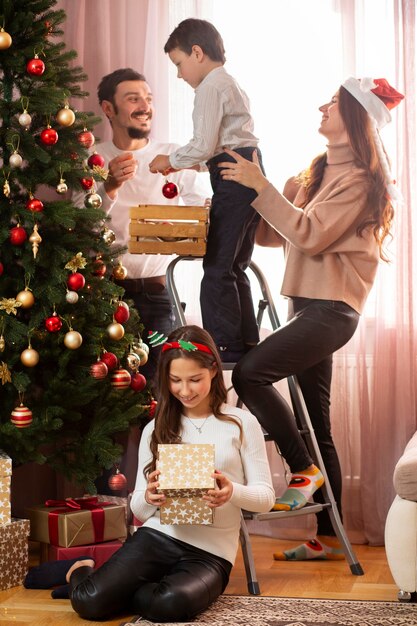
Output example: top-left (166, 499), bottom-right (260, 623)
top-left (90, 360), bottom-right (108, 379)
top-left (162, 181), bottom-right (178, 199)
top-left (114, 304), bottom-right (130, 324)
top-left (0, 262), bottom-right (3, 276)
top-left (45, 313), bottom-right (62, 333)
top-left (11, 404), bottom-right (33, 428)
top-left (100, 351), bottom-right (119, 371)
top-left (40, 126), bottom-right (58, 145)
top-left (108, 469), bottom-right (127, 491)
top-left (67, 272), bottom-right (85, 291)
top-left (110, 368), bottom-right (131, 389)
top-left (93, 258), bottom-right (107, 278)
top-left (10, 226), bottom-right (27, 246)
top-left (130, 372), bottom-right (147, 392)
top-left (80, 177), bottom-right (94, 190)
top-left (78, 130), bottom-right (95, 148)
top-left (26, 197), bottom-right (44, 212)
top-left (87, 152), bottom-right (105, 169)
top-left (26, 56), bottom-right (45, 76)
top-left (149, 399), bottom-right (158, 418)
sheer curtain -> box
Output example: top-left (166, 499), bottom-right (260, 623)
top-left (56, 0), bottom-right (416, 544)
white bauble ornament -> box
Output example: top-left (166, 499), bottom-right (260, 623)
top-left (66, 290), bottom-right (79, 304)
top-left (9, 152), bottom-right (23, 168)
top-left (19, 111), bottom-right (32, 128)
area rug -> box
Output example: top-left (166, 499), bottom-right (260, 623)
top-left (120, 594), bottom-right (417, 626)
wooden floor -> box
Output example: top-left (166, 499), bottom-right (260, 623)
top-left (0, 536), bottom-right (399, 626)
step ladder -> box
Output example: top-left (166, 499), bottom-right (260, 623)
top-left (165, 256), bottom-right (364, 594)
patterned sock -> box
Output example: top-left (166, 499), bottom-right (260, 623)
top-left (24, 557), bottom-right (94, 589)
top-left (273, 465), bottom-right (324, 511)
top-left (273, 536), bottom-right (345, 561)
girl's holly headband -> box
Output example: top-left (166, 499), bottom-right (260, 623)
top-left (148, 330), bottom-right (214, 356)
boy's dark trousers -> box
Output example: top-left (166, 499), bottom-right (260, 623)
top-left (202, 147), bottom-right (265, 361)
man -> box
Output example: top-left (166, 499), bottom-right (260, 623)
top-left (94, 68), bottom-right (209, 381)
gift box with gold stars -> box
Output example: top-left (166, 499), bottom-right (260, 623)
top-left (0, 450), bottom-right (12, 527)
top-left (157, 444), bottom-right (215, 525)
top-left (0, 518), bottom-right (30, 590)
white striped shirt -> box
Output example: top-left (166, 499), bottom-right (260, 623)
top-left (169, 66), bottom-right (259, 170)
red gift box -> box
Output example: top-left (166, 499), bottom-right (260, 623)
top-left (42, 539), bottom-right (124, 569)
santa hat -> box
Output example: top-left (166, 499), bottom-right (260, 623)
top-left (342, 77), bottom-right (404, 129)
top-left (342, 77), bottom-right (405, 203)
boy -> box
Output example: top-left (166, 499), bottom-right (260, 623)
top-left (149, 18), bottom-right (265, 363)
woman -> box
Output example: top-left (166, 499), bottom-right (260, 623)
top-left (219, 77), bottom-right (404, 561)
top-left (62, 325), bottom-right (274, 621)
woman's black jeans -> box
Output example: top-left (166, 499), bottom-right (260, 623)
top-left (232, 297), bottom-right (360, 535)
top-left (69, 527), bottom-right (231, 622)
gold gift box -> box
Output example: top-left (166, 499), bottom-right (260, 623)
top-left (0, 518), bottom-right (30, 590)
top-left (157, 444), bottom-right (215, 525)
top-left (26, 500), bottom-right (127, 547)
top-left (0, 450), bottom-right (12, 527)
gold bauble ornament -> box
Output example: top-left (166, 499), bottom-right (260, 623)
top-left (107, 321), bottom-right (125, 340)
top-left (126, 352), bottom-right (140, 370)
top-left (133, 346), bottom-right (148, 366)
top-left (112, 262), bottom-right (128, 280)
top-left (102, 227), bottom-right (116, 245)
top-left (56, 105), bottom-right (76, 127)
top-left (0, 28), bottom-right (12, 50)
top-left (64, 330), bottom-right (83, 349)
top-left (16, 288), bottom-right (35, 309)
top-left (21, 347), bottom-right (40, 367)
top-left (84, 192), bottom-right (102, 209)
top-left (56, 179), bottom-right (68, 194)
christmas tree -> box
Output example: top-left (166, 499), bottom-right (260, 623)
top-left (0, 0), bottom-right (152, 494)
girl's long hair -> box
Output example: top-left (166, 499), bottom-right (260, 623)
top-left (297, 86), bottom-right (394, 260)
top-left (144, 325), bottom-right (242, 476)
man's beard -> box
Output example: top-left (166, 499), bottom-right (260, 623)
top-left (127, 127), bottom-right (151, 140)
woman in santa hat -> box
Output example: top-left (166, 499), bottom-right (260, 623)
top-left (219, 77), bottom-right (404, 561)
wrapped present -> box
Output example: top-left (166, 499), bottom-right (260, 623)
top-left (43, 539), bottom-right (124, 568)
top-left (0, 450), bottom-right (12, 526)
top-left (157, 444), bottom-right (215, 525)
top-left (96, 494), bottom-right (130, 524)
top-left (26, 496), bottom-right (127, 547)
top-left (0, 518), bottom-right (30, 590)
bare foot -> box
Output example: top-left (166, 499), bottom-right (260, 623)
top-left (66, 559), bottom-right (95, 583)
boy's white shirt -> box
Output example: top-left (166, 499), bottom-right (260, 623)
top-left (169, 67), bottom-right (259, 171)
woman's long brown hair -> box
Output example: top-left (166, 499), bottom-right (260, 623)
top-left (144, 325), bottom-right (242, 477)
top-left (297, 86), bottom-right (394, 260)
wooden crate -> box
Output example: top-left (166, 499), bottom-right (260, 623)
top-left (128, 205), bottom-right (209, 256)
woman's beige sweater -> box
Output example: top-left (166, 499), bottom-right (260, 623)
top-left (252, 143), bottom-right (380, 314)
